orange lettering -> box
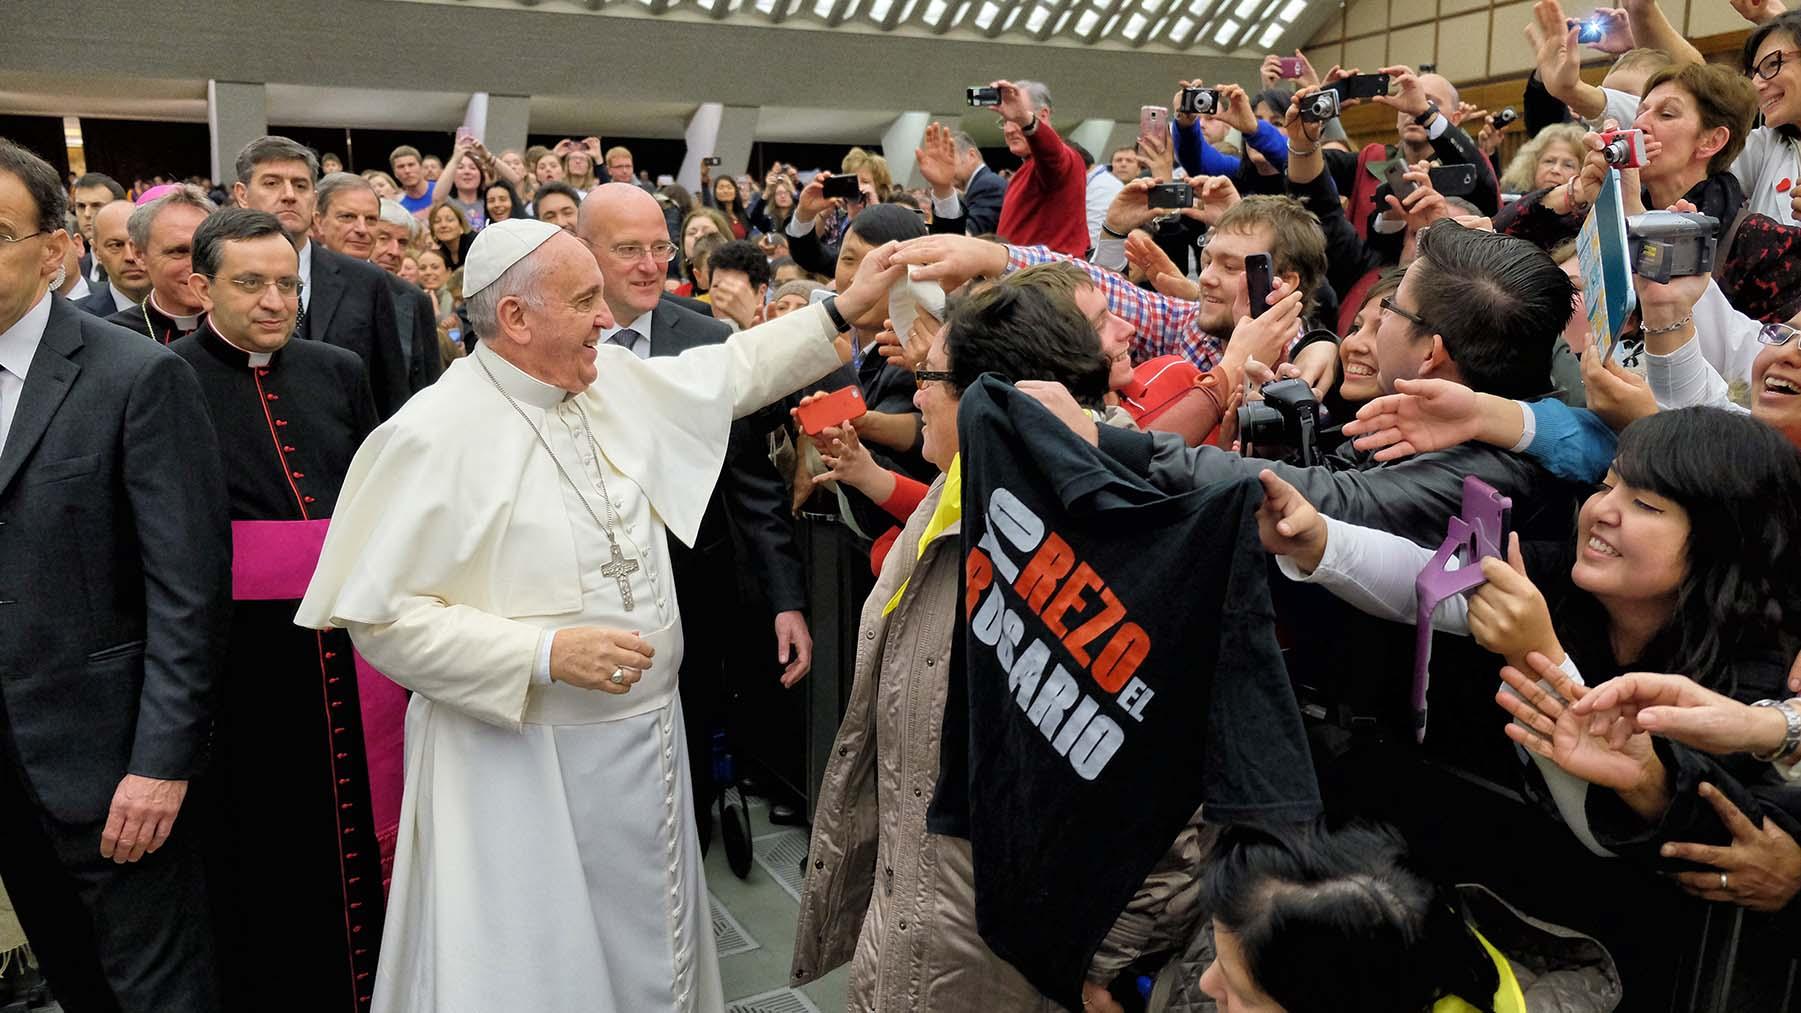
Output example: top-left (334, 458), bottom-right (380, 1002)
top-left (1090, 622), bottom-right (1151, 693)
top-left (1013, 532), bottom-right (1075, 613)
top-left (1040, 563), bottom-right (1102, 638)
top-left (966, 549), bottom-right (994, 617)
top-left (1063, 586), bottom-right (1127, 666)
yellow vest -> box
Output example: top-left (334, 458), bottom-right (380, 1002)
top-left (1432, 927), bottom-right (1526, 1013)
top-left (882, 455), bottom-right (961, 616)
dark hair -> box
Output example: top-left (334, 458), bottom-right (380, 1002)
top-left (944, 284), bottom-right (1111, 406)
top-left (1745, 12), bottom-right (1801, 141)
top-left (707, 175), bottom-right (748, 224)
top-left (847, 203), bottom-right (928, 246)
top-left (72, 172), bottom-right (125, 200)
top-left (234, 136), bottom-right (320, 186)
top-left (533, 181), bottom-right (583, 214)
top-left (1606, 408), bottom-right (1801, 691)
top-left (191, 207), bottom-right (291, 278)
top-left (1254, 86), bottom-right (1296, 115)
top-left (707, 239), bottom-right (771, 289)
top-left (0, 139), bottom-right (68, 235)
top-left (1201, 823), bottom-right (1499, 1013)
top-left (1068, 140), bottom-right (1095, 169)
top-left (482, 179), bottom-right (525, 223)
top-left (658, 183), bottom-right (696, 214)
top-left (1408, 221), bottom-right (1572, 399)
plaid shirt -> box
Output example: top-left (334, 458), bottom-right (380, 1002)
top-left (1004, 245), bottom-right (1226, 372)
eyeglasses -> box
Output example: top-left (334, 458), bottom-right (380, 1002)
top-left (1759, 322), bottom-right (1801, 346)
top-left (216, 275), bottom-right (303, 299)
top-left (0, 230), bottom-right (44, 246)
top-left (1753, 49), bottom-right (1801, 81)
top-left (1380, 296), bottom-right (1433, 333)
top-left (608, 241), bottom-right (678, 263)
top-left (914, 369), bottom-right (954, 390)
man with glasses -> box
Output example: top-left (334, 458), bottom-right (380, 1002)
top-left (0, 138), bottom-right (229, 1013)
top-left (167, 206), bottom-right (387, 1013)
top-left (578, 182), bottom-right (814, 846)
top-left (233, 135), bottom-right (409, 418)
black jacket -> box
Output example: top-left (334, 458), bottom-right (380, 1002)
top-left (0, 296), bottom-right (231, 823)
top-left (961, 164), bottom-right (1007, 236)
top-left (383, 273), bottom-right (443, 394)
top-left (299, 243), bottom-right (409, 419)
top-left (73, 284), bottom-right (129, 319)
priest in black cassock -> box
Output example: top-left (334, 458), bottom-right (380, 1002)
top-left (172, 207), bottom-right (387, 1012)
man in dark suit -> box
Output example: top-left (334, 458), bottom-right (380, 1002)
top-left (913, 124), bottom-right (1006, 238)
top-left (0, 139), bottom-right (230, 1012)
top-left (312, 173), bottom-right (442, 393)
top-left (68, 173), bottom-right (124, 288)
top-left (578, 183), bottom-right (811, 835)
top-left (232, 136), bottom-right (410, 417)
top-left (72, 200), bottom-right (148, 318)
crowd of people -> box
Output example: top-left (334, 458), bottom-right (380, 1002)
top-left (6, 0), bottom-right (1801, 1010)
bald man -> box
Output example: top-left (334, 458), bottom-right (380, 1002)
top-left (74, 200), bottom-right (149, 317)
top-left (578, 183), bottom-right (812, 843)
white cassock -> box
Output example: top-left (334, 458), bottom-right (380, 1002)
top-left (296, 304), bottom-right (844, 1013)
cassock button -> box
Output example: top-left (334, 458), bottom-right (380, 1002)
top-left (292, 471), bottom-right (305, 479)
top-left (266, 393), bottom-right (280, 401)
top-left (304, 496), bottom-right (316, 503)
top-left (283, 445), bottom-right (296, 453)
top-left (275, 419), bottom-right (288, 427)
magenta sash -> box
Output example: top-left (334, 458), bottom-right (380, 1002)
top-left (231, 519), bottom-right (406, 892)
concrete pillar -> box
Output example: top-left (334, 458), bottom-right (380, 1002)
top-left (1066, 119), bottom-right (1127, 168)
top-left (463, 92), bottom-right (531, 158)
top-left (880, 111), bottom-right (931, 189)
top-left (678, 104), bottom-right (759, 194)
top-left (208, 80), bottom-right (267, 185)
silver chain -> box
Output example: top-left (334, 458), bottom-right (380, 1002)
top-left (476, 353), bottom-right (628, 556)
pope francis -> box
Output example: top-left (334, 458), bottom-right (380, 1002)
top-left (296, 217), bottom-right (903, 1012)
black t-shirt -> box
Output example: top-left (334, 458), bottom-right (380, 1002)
top-left (949, 377), bottom-right (1322, 1009)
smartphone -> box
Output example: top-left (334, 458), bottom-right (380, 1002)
top-left (1244, 253), bottom-right (1274, 320)
top-left (1139, 105), bottom-right (1170, 142)
top-left (1276, 56), bottom-right (1306, 79)
top-left (702, 156), bottom-right (722, 167)
top-left (967, 85), bottom-right (1001, 107)
top-left (1570, 16), bottom-right (1605, 43)
top-left (1428, 163), bottom-right (1479, 197)
top-left (1146, 181), bottom-right (1194, 209)
top-left (821, 174), bottom-right (863, 201)
top-left (1386, 161), bottom-right (1418, 203)
top-left (455, 126), bottom-right (476, 146)
top-left (1330, 72), bottom-right (1392, 103)
top-left (796, 386), bottom-right (867, 437)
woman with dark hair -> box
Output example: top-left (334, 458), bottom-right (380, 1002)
top-left (481, 179), bottom-right (524, 226)
top-left (1262, 406), bottom-right (1801, 861)
top-left (1199, 822), bottom-right (1619, 1012)
top-left (1734, 9), bottom-right (1801, 225)
top-left (702, 171), bottom-right (753, 239)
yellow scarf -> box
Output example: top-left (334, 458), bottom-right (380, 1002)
top-left (1431, 927), bottom-right (1526, 1013)
top-left (882, 455), bottom-right (961, 616)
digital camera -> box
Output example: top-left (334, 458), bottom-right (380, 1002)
top-left (1236, 378), bottom-right (1323, 467)
top-left (1178, 87), bottom-right (1221, 116)
top-left (1600, 128), bottom-right (1649, 168)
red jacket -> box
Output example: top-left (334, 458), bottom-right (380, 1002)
top-left (996, 118), bottom-right (1089, 257)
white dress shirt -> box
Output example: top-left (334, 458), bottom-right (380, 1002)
top-left (599, 310), bottom-right (655, 360)
top-left (0, 293), bottom-right (53, 457)
top-left (64, 276), bottom-right (91, 303)
top-left (297, 240), bottom-right (314, 314)
top-left (108, 280), bottom-right (142, 313)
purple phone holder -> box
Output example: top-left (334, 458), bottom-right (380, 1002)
top-left (1411, 477), bottom-right (1512, 742)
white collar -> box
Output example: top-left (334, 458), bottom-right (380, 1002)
top-left (109, 280), bottom-right (143, 311)
top-left (0, 293), bottom-right (53, 382)
top-left (64, 275), bottom-right (91, 302)
top-left (208, 322), bottom-right (275, 367)
top-left (599, 309), bottom-right (655, 343)
top-left (473, 340), bottom-right (568, 410)
top-left (149, 292), bottom-right (202, 330)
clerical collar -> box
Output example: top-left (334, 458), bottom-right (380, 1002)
top-left (200, 321), bottom-right (276, 367)
top-left (148, 292), bottom-right (202, 332)
top-left (473, 340), bottom-right (568, 410)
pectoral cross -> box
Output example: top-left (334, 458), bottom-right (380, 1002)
top-left (601, 542), bottom-right (641, 611)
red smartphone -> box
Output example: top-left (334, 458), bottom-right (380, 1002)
top-left (1276, 57), bottom-right (1306, 79)
top-left (797, 387), bottom-right (867, 437)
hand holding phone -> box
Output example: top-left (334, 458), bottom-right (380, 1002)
top-left (796, 387), bottom-right (867, 437)
top-left (1276, 56), bottom-right (1306, 79)
top-left (1139, 106), bottom-right (1171, 144)
top-left (1244, 253), bottom-right (1274, 320)
top-left (821, 174), bottom-right (863, 201)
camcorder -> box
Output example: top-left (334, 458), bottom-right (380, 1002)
top-left (1600, 128), bottom-right (1649, 168)
top-left (1626, 211), bottom-right (1719, 283)
top-left (1147, 181), bottom-right (1195, 209)
top-left (966, 86), bottom-right (1001, 107)
top-left (1178, 87), bottom-right (1222, 116)
top-left (1237, 378), bottom-right (1322, 467)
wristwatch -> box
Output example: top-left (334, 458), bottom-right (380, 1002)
top-left (822, 295), bottom-right (853, 334)
top-left (1413, 102), bottom-right (1440, 127)
top-left (1751, 699), bottom-right (1801, 763)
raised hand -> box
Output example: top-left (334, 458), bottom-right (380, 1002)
top-left (1218, 84), bottom-right (1260, 136)
top-left (1470, 535), bottom-right (1563, 667)
top-left (1498, 650), bottom-right (1658, 793)
top-left (993, 80), bottom-right (1037, 129)
top-left (1255, 469), bottom-right (1328, 571)
top-left (1183, 175), bottom-right (1242, 228)
top-left (1342, 377), bottom-right (1485, 460)
top-left (1374, 65), bottom-right (1430, 117)
top-left (1579, 343), bottom-right (1657, 432)
top-left (1731, 0), bottom-right (1789, 23)
top-left (915, 121), bottom-right (960, 196)
top-left (1572, 672), bottom-right (1787, 755)
top-left (1584, 7), bottom-right (1635, 53)
top-left (1529, 0), bottom-right (1584, 104)
top-left (1124, 231), bottom-right (1197, 300)
top-left (1223, 281), bottom-right (1304, 372)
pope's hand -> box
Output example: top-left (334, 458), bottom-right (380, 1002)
top-left (834, 239), bottom-right (909, 330)
top-left (551, 628), bottom-right (655, 694)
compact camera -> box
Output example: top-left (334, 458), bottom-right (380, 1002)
top-left (1600, 128), bottom-right (1649, 168)
top-left (1490, 107), bottom-right (1519, 130)
top-left (1147, 182), bottom-right (1195, 210)
top-left (1178, 87), bottom-right (1222, 116)
top-left (1236, 378), bottom-right (1323, 467)
top-left (966, 86), bottom-right (1001, 107)
top-left (1299, 90), bottom-right (1341, 124)
top-left (1626, 211), bottom-right (1719, 283)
